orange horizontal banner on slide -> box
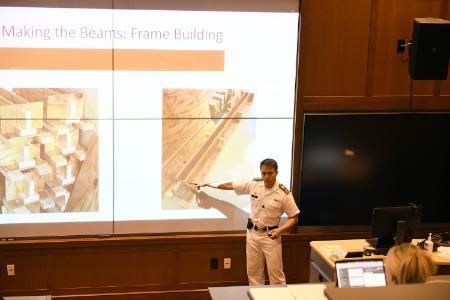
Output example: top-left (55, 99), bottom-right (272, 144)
top-left (0, 48), bottom-right (224, 71)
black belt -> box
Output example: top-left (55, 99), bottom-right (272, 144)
top-left (247, 219), bottom-right (278, 231)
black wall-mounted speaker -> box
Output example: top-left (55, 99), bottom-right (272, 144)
top-left (408, 18), bottom-right (450, 80)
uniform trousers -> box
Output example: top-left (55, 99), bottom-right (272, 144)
top-left (246, 229), bottom-right (286, 285)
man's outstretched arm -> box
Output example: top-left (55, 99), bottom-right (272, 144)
top-left (192, 182), bottom-right (234, 190)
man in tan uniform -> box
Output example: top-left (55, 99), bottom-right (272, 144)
top-left (194, 158), bottom-right (300, 285)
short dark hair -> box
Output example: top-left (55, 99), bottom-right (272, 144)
top-left (260, 158), bottom-right (278, 171)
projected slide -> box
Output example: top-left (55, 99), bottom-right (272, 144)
top-left (0, 4), bottom-right (299, 236)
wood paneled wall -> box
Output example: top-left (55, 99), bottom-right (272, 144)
top-left (300, 0), bottom-right (373, 98)
top-left (1, 0), bottom-right (450, 298)
top-left (297, 0), bottom-right (450, 112)
top-left (0, 235), bottom-right (248, 298)
top-left (0, 231), bottom-right (370, 298)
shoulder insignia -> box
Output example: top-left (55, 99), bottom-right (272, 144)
top-left (279, 183), bottom-right (290, 194)
top-left (252, 177), bottom-right (263, 181)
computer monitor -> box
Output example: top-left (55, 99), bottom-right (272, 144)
top-left (335, 259), bottom-right (387, 288)
top-left (370, 204), bottom-right (422, 249)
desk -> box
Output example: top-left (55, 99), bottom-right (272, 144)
top-left (208, 283), bottom-right (333, 300)
top-left (309, 239), bottom-right (450, 282)
top-left (208, 277), bottom-right (450, 300)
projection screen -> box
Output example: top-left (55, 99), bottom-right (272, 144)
top-left (0, 0), bottom-right (300, 237)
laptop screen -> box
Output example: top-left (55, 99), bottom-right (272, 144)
top-left (335, 259), bottom-right (386, 288)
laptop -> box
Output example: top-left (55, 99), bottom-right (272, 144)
top-left (335, 259), bottom-right (387, 288)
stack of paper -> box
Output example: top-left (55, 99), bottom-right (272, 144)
top-left (320, 245), bottom-right (346, 260)
top-left (437, 246), bottom-right (450, 259)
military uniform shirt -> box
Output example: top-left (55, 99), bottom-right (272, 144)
top-left (233, 180), bottom-right (300, 227)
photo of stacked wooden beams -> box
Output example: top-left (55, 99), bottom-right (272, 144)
top-left (0, 88), bottom-right (98, 214)
top-left (162, 88), bottom-right (254, 209)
